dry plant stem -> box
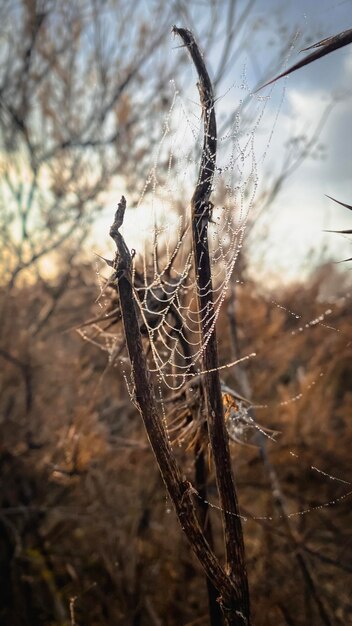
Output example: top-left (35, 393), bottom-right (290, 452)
top-left (110, 197), bottom-right (238, 611)
top-left (194, 439), bottom-right (224, 626)
top-left (173, 27), bottom-right (250, 624)
top-left (175, 288), bottom-right (222, 624)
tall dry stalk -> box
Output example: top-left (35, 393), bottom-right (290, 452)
top-left (173, 26), bottom-right (250, 621)
top-left (108, 26), bottom-right (250, 626)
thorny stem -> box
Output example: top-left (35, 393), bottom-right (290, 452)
top-left (172, 26), bottom-right (250, 625)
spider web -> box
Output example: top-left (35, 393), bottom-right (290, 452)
top-left (116, 77), bottom-right (270, 391)
top-left (81, 68), bottom-right (352, 524)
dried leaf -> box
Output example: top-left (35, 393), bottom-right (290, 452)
top-left (323, 229), bottom-right (352, 234)
top-left (258, 28), bottom-right (352, 90)
top-left (325, 195), bottom-right (352, 211)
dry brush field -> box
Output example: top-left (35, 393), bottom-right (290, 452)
top-left (0, 262), bottom-right (351, 625)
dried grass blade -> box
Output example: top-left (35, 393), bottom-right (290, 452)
top-left (257, 28), bottom-right (352, 90)
top-left (325, 195), bottom-right (352, 211)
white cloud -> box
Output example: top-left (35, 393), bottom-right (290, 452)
top-left (287, 88), bottom-right (331, 122)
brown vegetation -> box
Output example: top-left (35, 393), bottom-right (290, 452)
top-left (1, 5), bottom-right (352, 625)
top-left (0, 262), bottom-right (351, 625)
